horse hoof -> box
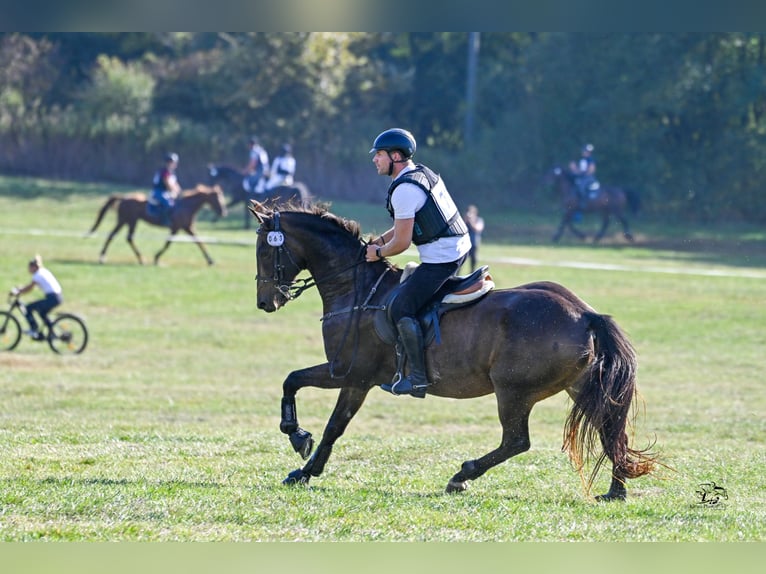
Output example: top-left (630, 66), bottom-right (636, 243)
top-left (289, 428), bottom-right (314, 460)
top-left (283, 469), bottom-right (310, 486)
top-left (595, 492), bottom-right (626, 502)
top-left (445, 480), bottom-right (468, 494)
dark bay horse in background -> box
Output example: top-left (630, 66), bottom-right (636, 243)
top-left (548, 167), bottom-right (641, 243)
top-left (207, 164), bottom-right (312, 229)
top-left (87, 184), bottom-right (227, 265)
top-left (250, 200), bottom-right (658, 500)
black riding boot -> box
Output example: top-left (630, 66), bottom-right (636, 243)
top-left (380, 317), bottom-right (429, 399)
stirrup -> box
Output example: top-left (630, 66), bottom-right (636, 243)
top-left (380, 374), bottom-right (428, 399)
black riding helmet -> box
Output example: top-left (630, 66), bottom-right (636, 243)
top-left (370, 128), bottom-right (417, 158)
top-left (370, 128), bottom-right (416, 175)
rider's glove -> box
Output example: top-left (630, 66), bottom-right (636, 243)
top-left (10, 287), bottom-right (19, 296)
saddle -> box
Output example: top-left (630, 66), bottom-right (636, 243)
top-left (146, 200), bottom-right (174, 225)
top-left (373, 264), bottom-right (494, 347)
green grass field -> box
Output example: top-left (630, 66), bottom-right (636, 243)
top-left (0, 175), bottom-right (764, 543)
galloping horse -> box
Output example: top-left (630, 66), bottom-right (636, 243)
top-left (250, 200), bottom-right (658, 500)
top-left (548, 167), bottom-right (640, 243)
top-left (87, 184), bottom-right (227, 265)
top-left (207, 164), bottom-right (312, 228)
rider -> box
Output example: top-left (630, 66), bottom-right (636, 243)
top-left (568, 143), bottom-right (599, 213)
top-left (265, 143), bottom-right (296, 190)
top-left (9, 254), bottom-right (63, 341)
top-left (151, 152), bottom-right (182, 226)
top-left (244, 136), bottom-right (269, 194)
top-left (366, 128), bottom-right (471, 398)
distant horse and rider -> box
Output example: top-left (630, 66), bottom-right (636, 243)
top-left (250, 200), bottom-right (659, 500)
top-left (87, 184), bottom-right (227, 265)
top-left (207, 164), bottom-right (312, 229)
top-left (547, 166), bottom-right (641, 244)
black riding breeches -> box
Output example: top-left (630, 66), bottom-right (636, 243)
top-left (388, 257), bottom-right (465, 323)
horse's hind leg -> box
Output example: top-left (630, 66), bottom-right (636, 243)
top-left (617, 214), bottom-right (634, 242)
top-left (446, 393), bottom-right (533, 494)
top-left (99, 223), bottom-right (124, 264)
top-left (126, 223), bottom-right (145, 264)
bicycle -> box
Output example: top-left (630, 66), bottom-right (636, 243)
top-left (0, 294), bottom-right (89, 354)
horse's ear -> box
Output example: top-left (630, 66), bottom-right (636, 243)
top-left (249, 200), bottom-right (267, 223)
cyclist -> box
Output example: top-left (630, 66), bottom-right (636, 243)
top-left (9, 255), bottom-right (63, 340)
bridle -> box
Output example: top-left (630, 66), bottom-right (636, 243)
top-left (254, 209), bottom-right (390, 379)
top-left (255, 210), bottom-right (368, 303)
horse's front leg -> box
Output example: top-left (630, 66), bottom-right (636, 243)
top-left (278, 364), bottom-right (369, 486)
top-left (153, 226), bottom-right (176, 265)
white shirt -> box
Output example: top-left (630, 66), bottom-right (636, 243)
top-left (390, 166), bottom-right (471, 264)
top-left (33, 268), bottom-right (62, 295)
top-left (266, 155), bottom-right (296, 189)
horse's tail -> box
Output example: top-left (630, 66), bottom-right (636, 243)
top-left (88, 195), bottom-right (121, 234)
top-left (625, 188), bottom-right (641, 215)
top-left (563, 312), bottom-right (657, 494)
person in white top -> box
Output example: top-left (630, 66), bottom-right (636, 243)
top-left (464, 204), bottom-right (485, 272)
top-left (265, 143), bottom-right (296, 190)
top-left (244, 136), bottom-right (269, 194)
top-left (366, 128), bottom-right (471, 398)
top-left (10, 254), bottom-right (63, 340)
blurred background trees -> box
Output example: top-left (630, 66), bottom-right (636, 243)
top-left (1, 32), bottom-right (765, 223)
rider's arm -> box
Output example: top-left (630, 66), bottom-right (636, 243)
top-left (384, 218), bottom-right (414, 256)
top-left (163, 173), bottom-right (181, 195)
top-left (373, 227), bottom-right (395, 246)
top-left (366, 218), bottom-right (413, 262)
top-left (11, 280), bottom-right (36, 296)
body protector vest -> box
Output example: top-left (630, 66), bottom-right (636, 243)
top-left (386, 165), bottom-right (468, 245)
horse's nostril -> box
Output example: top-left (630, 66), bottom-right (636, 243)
top-left (257, 300), bottom-right (267, 310)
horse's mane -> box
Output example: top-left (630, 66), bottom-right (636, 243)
top-left (260, 200), bottom-right (362, 239)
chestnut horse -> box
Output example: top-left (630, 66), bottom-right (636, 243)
top-left (250, 201), bottom-right (658, 500)
top-left (549, 167), bottom-right (641, 243)
top-left (87, 184), bottom-right (227, 265)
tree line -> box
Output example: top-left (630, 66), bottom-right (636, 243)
top-left (1, 32), bottom-right (765, 223)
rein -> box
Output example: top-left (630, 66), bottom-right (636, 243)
top-left (255, 209), bottom-right (392, 379)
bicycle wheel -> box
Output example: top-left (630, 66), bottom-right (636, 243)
top-left (48, 313), bottom-right (88, 355)
top-left (0, 311), bottom-right (22, 351)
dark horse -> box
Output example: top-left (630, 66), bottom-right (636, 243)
top-left (207, 164), bottom-right (312, 228)
top-left (548, 167), bottom-right (640, 243)
top-left (250, 200), bottom-right (658, 500)
top-left (87, 184), bottom-right (227, 265)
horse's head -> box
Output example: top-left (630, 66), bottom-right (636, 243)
top-left (250, 200), bottom-right (365, 312)
top-left (250, 201), bottom-right (310, 312)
